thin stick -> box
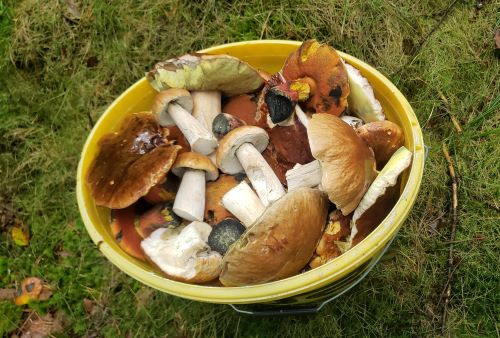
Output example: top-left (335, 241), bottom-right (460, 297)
top-left (441, 143), bottom-right (458, 334)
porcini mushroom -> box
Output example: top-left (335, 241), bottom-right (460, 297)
top-left (141, 221), bottom-right (222, 283)
top-left (285, 160), bottom-right (322, 191)
top-left (171, 152), bottom-right (219, 221)
top-left (110, 206), bottom-right (145, 260)
top-left (212, 113), bottom-right (246, 139)
top-left (356, 120), bottom-right (405, 169)
top-left (86, 112), bottom-right (181, 209)
top-left (344, 62), bottom-right (385, 122)
top-left (221, 181), bottom-right (265, 227)
top-left (136, 203), bottom-right (182, 238)
top-left (152, 89), bottom-right (217, 155)
top-left (219, 187), bottom-right (329, 286)
top-left (147, 53), bottom-right (264, 135)
top-left (216, 126), bottom-right (285, 206)
top-left (308, 113), bottom-right (378, 215)
top-left (350, 146), bottom-right (412, 244)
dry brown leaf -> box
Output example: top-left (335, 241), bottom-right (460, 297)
top-left (0, 288), bottom-right (16, 300)
top-left (20, 312), bottom-right (63, 338)
top-left (15, 278), bottom-right (52, 305)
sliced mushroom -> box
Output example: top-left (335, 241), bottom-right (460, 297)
top-left (221, 181), bottom-right (265, 227)
top-left (212, 113), bottom-right (246, 140)
top-left (350, 146), bottom-right (412, 245)
top-left (110, 206), bottom-right (145, 260)
top-left (356, 120), bottom-right (405, 169)
top-left (171, 152), bottom-right (219, 221)
top-left (344, 62), bottom-right (385, 122)
top-left (152, 89), bottom-right (217, 155)
top-left (216, 126), bottom-right (285, 206)
top-left (141, 221), bottom-right (222, 283)
top-left (86, 111), bottom-right (181, 209)
top-left (308, 113), bottom-right (378, 215)
top-left (219, 187), bottom-right (329, 286)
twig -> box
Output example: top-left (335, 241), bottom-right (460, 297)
top-left (441, 143), bottom-right (458, 334)
top-left (438, 89), bottom-right (462, 133)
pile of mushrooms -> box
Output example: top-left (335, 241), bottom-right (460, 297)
top-left (85, 40), bottom-right (413, 286)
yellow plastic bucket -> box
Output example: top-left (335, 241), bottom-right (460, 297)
top-left (76, 40), bottom-right (425, 311)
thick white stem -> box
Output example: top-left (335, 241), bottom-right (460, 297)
top-left (222, 181), bottom-right (265, 227)
top-left (236, 143), bottom-right (285, 206)
top-left (173, 169), bottom-right (206, 221)
top-left (167, 103), bottom-right (218, 155)
top-left (295, 105), bottom-right (310, 128)
top-left (192, 91), bottom-right (221, 136)
top-left (286, 160), bottom-right (322, 191)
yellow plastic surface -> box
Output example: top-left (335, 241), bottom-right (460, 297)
top-left (76, 40), bottom-right (424, 304)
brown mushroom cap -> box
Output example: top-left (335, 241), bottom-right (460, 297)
top-left (204, 174), bottom-right (245, 225)
top-left (281, 39), bottom-right (349, 116)
top-left (356, 120), bottom-right (405, 169)
top-left (110, 206), bottom-right (146, 260)
top-left (86, 112), bottom-right (181, 209)
top-left (221, 93), bottom-right (262, 127)
top-left (216, 126), bottom-right (269, 174)
top-left (171, 152), bottom-right (219, 181)
top-left (219, 187), bottom-right (329, 286)
top-left (308, 113), bottom-right (377, 215)
top-left (146, 53), bottom-right (264, 96)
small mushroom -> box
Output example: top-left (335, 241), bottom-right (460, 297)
top-left (307, 113), bottom-right (378, 215)
top-left (152, 89), bottom-right (217, 155)
top-left (171, 152), bottom-right (219, 221)
top-left (221, 181), bottom-right (265, 227)
top-left (344, 62), bottom-right (385, 122)
top-left (208, 218), bottom-right (246, 255)
top-left (212, 113), bottom-right (246, 139)
top-left (141, 221), bottom-right (222, 283)
top-left (204, 174), bottom-right (246, 225)
top-left (110, 206), bottom-right (145, 260)
top-left (309, 210), bottom-right (351, 269)
top-left (350, 146), bottom-right (412, 245)
top-left (86, 111), bottom-right (181, 209)
top-left (219, 187), bottom-right (329, 286)
top-left (216, 126), bottom-right (285, 206)
top-left (136, 203), bottom-right (182, 238)
top-left (356, 120), bottom-right (405, 169)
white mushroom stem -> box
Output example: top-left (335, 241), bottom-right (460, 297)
top-left (173, 169), bottom-right (206, 221)
top-left (235, 143), bottom-right (286, 206)
top-left (167, 103), bottom-right (218, 155)
top-left (340, 115), bottom-right (364, 129)
top-left (286, 160), bottom-right (322, 191)
top-left (192, 91), bottom-right (221, 135)
top-left (295, 104), bottom-right (310, 128)
top-left (222, 181), bottom-right (265, 227)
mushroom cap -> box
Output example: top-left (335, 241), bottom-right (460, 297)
top-left (110, 206), bottom-right (146, 260)
top-left (204, 174), bottom-right (245, 225)
top-left (219, 187), bottom-right (329, 286)
top-left (356, 120), bottom-right (405, 169)
top-left (208, 218), bottom-right (246, 255)
top-left (351, 146), bottom-right (412, 242)
top-left (171, 151), bottom-right (219, 181)
top-left (344, 62), bottom-right (385, 122)
top-left (141, 221), bottom-right (222, 283)
top-left (281, 39), bottom-right (349, 116)
top-left (85, 112), bottom-right (181, 209)
top-left (151, 88), bottom-right (193, 127)
top-left (146, 53), bottom-right (264, 97)
top-left (307, 113), bottom-right (378, 215)
top-left (216, 126), bottom-right (269, 174)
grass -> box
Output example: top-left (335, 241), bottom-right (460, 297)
top-left (0, 0), bottom-right (499, 336)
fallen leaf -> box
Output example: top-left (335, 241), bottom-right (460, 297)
top-left (20, 312), bottom-right (63, 338)
top-left (82, 298), bottom-right (100, 316)
top-left (11, 227), bottom-right (30, 246)
top-left (15, 278), bottom-right (52, 305)
top-left (0, 288), bottom-right (16, 300)
top-left (135, 287), bottom-right (153, 309)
